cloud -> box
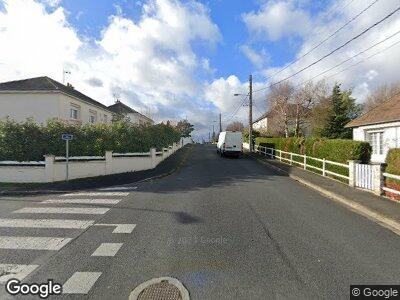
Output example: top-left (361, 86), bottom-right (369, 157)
top-left (242, 1), bottom-right (311, 41)
top-left (254, 0), bottom-right (400, 103)
top-left (0, 0), bottom-right (221, 138)
top-left (240, 45), bottom-right (269, 68)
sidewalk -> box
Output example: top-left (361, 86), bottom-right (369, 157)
top-left (0, 144), bottom-right (193, 197)
top-left (251, 152), bottom-right (400, 234)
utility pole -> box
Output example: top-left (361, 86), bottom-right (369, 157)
top-left (219, 113), bottom-right (222, 132)
top-left (248, 74), bottom-right (253, 152)
top-left (208, 132), bottom-right (211, 143)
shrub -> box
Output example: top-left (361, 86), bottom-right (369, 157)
top-left (255, 137), bottom-right (371, 180)
top-left (0, 119), bottom-right (181, 161)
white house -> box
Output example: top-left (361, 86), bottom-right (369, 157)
top-left (253, 112), bottom-right (269, 132)
top-left (346, 94), bottom-right (400, 163)
top-left (107, 100), bottom-right (154, 125)
top-left (0, 76), bottom-right (113, 124)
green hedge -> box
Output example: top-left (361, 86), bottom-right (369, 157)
top-left (0, 119), bottom-right (181, 161)
top-left (255, 137), bottom-right (371, 180)
top-left (386, 148), bottom-right (400, 184)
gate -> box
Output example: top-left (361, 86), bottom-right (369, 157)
top-left (355, 163), bottom-right (374, 190)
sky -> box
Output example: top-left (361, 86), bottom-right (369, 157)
top-left (0, 0), bottom-right (399, 140)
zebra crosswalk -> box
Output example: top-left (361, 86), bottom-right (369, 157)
top-left (0, 189), bottom-right (136, 295)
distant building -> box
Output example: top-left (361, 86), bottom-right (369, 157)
top-left (346, 94), bottom-right (400, 163)
top-left (107, 100), bottom-right (154, 126)
top-left (0, 76), bottom-right (112, 124)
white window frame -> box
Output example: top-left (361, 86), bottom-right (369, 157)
top-left (366, 131), bottom-right (384, 155)
top-left (89, 110), bottom-right (97, 124)
top-left (70, 107), bottom-right (79, 120)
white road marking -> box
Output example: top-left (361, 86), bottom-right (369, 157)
top-left (0, 264), bottom-right (39, 284)
top-left (94, 223), bottom-right (136, 233)
top-left (41, 199), bottom-right (121, 205)
top-left (0, 218), bottom-right (94, 229)
top-left (0, 236), bottom-right (72, 250)
top-left (14, 207), bottom-right (110, 215)
top-left (98, 186), bottom-right (136, 191)
top-left (91, 243), bottom-right (123, 257)
top-left (63, 272), bottom-right (102, 294)
top-left (60, 192), bottom-right (129, 197)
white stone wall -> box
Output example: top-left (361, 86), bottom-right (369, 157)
top-left (0, 142), bottom-right (183, 183)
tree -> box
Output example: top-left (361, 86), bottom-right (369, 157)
top-left (267, 82), bottom-right (294, 137)
top-left (321, 84), bottom-right (361, 139)
top-left (363, 81), bottom-right (400, 113)
top-left (176, 120), bottom-right (194, 137)
top-left (226, 121), bottom-right (244, 132)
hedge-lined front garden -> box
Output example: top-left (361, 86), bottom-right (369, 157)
top-left (255, 137), bottom-right (372, 180)
top-left (385, 148), bottom-right (400, 200)
top-left (0, 119), bottom-right (181, 161)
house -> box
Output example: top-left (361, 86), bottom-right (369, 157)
top-left (346, 94), bottom-right (400, 163)
top-left (253, 112), bottom-right (269, 132)
top-left (0, 76), bottom-right (113, 124)
top-left (253, 104), bottom-right (311, 136)
top-left (107, 100), bottom-right (154, 126)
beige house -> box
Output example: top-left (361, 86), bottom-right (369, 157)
top-left (108, 100), bottom-right (154, 125)
top-left (0, 76), bottom-right (113, 124)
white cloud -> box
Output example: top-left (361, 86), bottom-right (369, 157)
top-left (0, 0), bottom-right (222, 137)
top-left (255, 0), bottom-right (400, 103)
top-left (242, 1), bottom-right (311, 41)
top-left (240, 45), bottom-right (269, 68)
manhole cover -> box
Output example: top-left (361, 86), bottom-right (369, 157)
top-left (129, 277), bottom-right (189, 300)
top-left (138, 280), bottom-right (181, 300)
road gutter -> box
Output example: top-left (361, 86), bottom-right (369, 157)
top-left (254, 156), bottom-right (400, 237)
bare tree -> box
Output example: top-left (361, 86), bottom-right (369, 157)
top-left (363, 82), bottom-right (400, 113)
top-left (293, 80), bottom-right (329, 137)
top-left (226, 121), bottom-right (244, 132)
top-left (267, 82), bottom-right (294, 137)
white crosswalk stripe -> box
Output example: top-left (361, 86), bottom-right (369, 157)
top-left (63, 272), bottom-right (102, 294)
top-left (40, 199), bottom-right (121, 205)
top-left (0, 264), bottom-right (39, 284)
top-left (91, 243), bottom-right (123, 257)
top-left (94, 223), bottom-right (136, 233)
top-left (0, 218), bottom-right (94, 229)
top-left (13, 207), bottom-right (110, 215)
top-left (60, 192), bottom-right (129, 197)
top-left (0, 236), bottom-right (72, 250)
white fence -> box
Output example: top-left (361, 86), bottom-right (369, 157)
top-left (0, 138), bottom-right (191, 183)
top-left (254, 145), bottom-right (349, 181)
top-left (253, 144), bottom-right (391, 196)
top-left (382, 172), bottom-right (400, 197)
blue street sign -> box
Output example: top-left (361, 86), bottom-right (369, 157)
top-left (61, 134), bottom-right (73, 141)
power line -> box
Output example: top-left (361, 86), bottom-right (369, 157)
top-left (324, 38), bottom-right (400, 81)
top-left (223, 94), bottom-right (248, 123)
top-left (253, 4), bottom-right (400, 94)
top-left (270, 0), bottom-right (379, 80)
top-left (295, 29), bottom-right (400, 87)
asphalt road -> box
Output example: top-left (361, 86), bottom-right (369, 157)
top-left (0, 144), bottom-right (399, 299)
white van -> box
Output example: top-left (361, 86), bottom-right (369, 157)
top-left (217, 131), bottom-right (243, 157)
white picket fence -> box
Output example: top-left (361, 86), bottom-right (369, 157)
top-left (254, 145), bottom-right (349, 181)
top-left (382, 172), bottom-right (400, 196)
top-left (355, 163), bottom-right (374, 190)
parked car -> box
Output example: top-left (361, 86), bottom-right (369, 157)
top-left (217, 131), bottom-right (243, 157)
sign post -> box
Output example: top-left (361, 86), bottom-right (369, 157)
top-left (61, 134), bottom-right (73, 181)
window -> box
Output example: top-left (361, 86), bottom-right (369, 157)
top-left (103, 114), bottom-right (108, 123)
top-left (70, 108), bottom-right (78, 120)
top-left (367, 131), bottom-right (384, 155)
top-left (89, 110), bottom-right (97, 124)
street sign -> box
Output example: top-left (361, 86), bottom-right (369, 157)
top-left (61, 134), bottom-right (73, 181)
top-left (62, 134), bottom-right (73, 141)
